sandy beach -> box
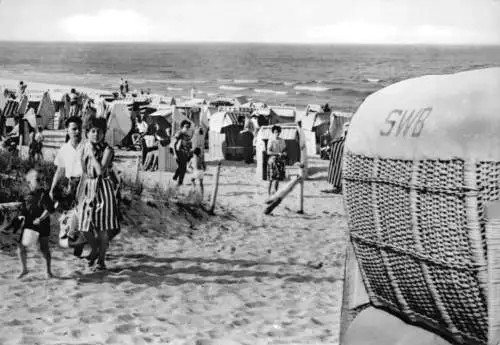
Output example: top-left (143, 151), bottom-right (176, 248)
top-left (0, 139), bottom-right (347, 345)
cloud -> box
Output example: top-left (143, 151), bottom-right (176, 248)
top-left (59, 9), bottom-right (152, 41)
top-left (304, 20), bottom-right (499, 44)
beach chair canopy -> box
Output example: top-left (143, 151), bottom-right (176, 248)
top-left (209, 111), bottom-right (244, 133)
top-left (342, 67), bottom-right (500, 345)
top-left (301, 111), bottom-right (330, 131)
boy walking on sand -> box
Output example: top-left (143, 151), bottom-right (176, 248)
top-left (17, 169), bottom-right (55, 279)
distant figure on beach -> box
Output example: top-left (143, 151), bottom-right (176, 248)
top-left (190, 87), bottom-right (196, 99)
top-left (124, 80), bottom-right (129, 94)
top-left (119, 78), bottom-right (124, 96)
top-left (69, 88), bottom-right (79, 117)
top-left (16, 168), bottom-right (55, 279)
top-left (240, 119), bottom-right (254, 164)
top-left (49, 116), bottom-right (85, 257)
top-left (322, 103), bottom-right (330, 112)
top-left (172, 120), bottom-right (193, 186)
top-left (187, 147), bottom-right (206, 198)
top-left (267, 125), bottom-right (287, 196)
top-left (18, 81), bottom-right (27, 96)
top-left (297, 120), bottom-right (308, 179)
top-left (326, 122), bottom-right (349, 194)
top-left (28, 126), bottom-right (44, 162)
top-left (78, 117), bottom-right (120, 271)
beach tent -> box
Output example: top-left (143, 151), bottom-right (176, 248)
top-left (106, 102), bottom-right (132, 146)
top-left (301, 111), bottom-right (332, 156)
top-left (25, 91), bottom-right (56, 129)
top-left (2, 99), bottom-right (20, 118)
top-left (233, 95), bottom-right (250, 107)
top-left (255, 123), bottom-right (302, 180)
top-left (269, 106), bottom-right (296, 123)
top-left (208, 111), bottom-right (245, 160)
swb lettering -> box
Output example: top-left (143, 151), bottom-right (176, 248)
top-left (380, 107), bottom-right (432, 138)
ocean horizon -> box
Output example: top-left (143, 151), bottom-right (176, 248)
top-left (1, 41), bottom-right (499, 111)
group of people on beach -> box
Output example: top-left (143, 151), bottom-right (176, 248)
top-left (13, 115), bottom-right (121, 278)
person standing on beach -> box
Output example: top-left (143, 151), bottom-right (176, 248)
top-left (267, 125), bottom-right (287, 196)
top-left (49, 116), bottom-right (85, 257)
top-left (18, 81), bottom-right (27, 96)
top-left (297, 120), bottom-right (308, 179)
top-left (69, 89), bottom-right (79, 117)
top-left (240, 118), bottom-right (254, 164)
top-left (78, 117), bottom-right (120, 271)
top-left (124, 80), bottom-right (129, 94)
top-left (172, 120), bottom-right (192, 186)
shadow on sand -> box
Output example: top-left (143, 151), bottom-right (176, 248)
top-left (75, 254), bottom-right (338, 286)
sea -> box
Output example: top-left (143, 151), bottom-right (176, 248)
top-left (0, 42), bottom-right (499, 111)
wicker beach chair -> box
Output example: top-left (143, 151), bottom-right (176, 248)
top-left (339, 67), bottom-right (500, 345)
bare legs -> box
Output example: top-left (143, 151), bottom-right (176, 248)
top-left (84, 230), bottom-right (108, 270)
top-left (268, 180), bottom-right (280, 196)
top-left (17, 244), bottom-right (28, 278)
top-left (17, 237), bottom-right (52, 279)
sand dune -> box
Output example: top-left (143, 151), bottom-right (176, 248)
top-left (1, 146), bottom-right (346, 344)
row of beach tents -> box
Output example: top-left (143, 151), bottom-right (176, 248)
top-left (0, 87), bottom-right (352, 164)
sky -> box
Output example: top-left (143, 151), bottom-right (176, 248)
top-left (0, 0), bottom-right (499, 44)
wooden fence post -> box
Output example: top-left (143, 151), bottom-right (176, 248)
top-left (135, 155), bottom-right (141, 193)
top-left (209, 161), bottom-right (222, 215)
top-left (298, 163), bottom-right (304, 214)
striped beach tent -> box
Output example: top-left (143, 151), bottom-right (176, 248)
top-left (2, 99), bottom-right (20, 117)
top-left (327, 136), bottom-right (345, 190)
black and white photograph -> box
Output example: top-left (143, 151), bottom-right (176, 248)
top-left (0, 0), bottom-right (499, 344)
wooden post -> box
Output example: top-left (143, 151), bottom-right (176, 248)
top-left (135, 155), bottom-right (141, 192)
top-left (17, 119), bottom-right (23, 158)
top-left (209, 161), bottom-right (222, 215)
top-left (298, 163), bottom-right (304, 214)
top-left (264, 175), bottom-right (303, 215)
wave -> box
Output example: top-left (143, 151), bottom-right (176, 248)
top-left (363, 78), bottom-right (381, 83)
top-left (330, 87), bottom-right (374, 97)
top-left (219, 85), bottom-right (248, 91)
top-left (233, 79), bottom-right (259, 84)
top-left (293, 85), bottom-right (331, 92)
top-left (167, 87), bottom-right (183, 91)
top-left (254, 89), bottom-right (288, 95)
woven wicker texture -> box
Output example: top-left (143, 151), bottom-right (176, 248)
top-left (343, 153), bottom-right (500, 345)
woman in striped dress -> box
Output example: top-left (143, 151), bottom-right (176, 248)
top-left (78, 117), bottom-right (120, 271)
top-left (327, 123), bottom-right (349, 193)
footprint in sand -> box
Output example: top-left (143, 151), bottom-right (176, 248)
top-left (5, 319), bottom-right (23, 326)
top-left (117, 313), bottom-right (135, 322)
top-left (115, 323), bottom-right (137, 334)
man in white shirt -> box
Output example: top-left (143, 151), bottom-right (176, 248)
top-left (49, 116), bottom-right (85, 257)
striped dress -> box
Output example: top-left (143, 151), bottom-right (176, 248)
top-left (327, 137), bottom-right (346, 189)
top-left (78, 141), bottom-right (120, 233)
